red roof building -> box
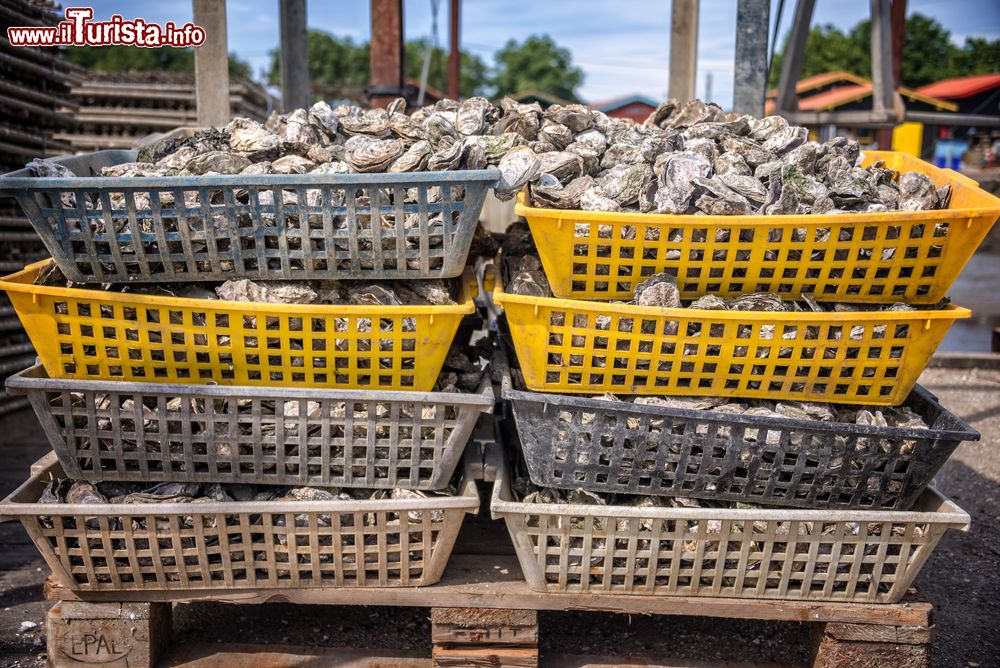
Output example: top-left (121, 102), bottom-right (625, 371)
top-left (915, 73), bottom-right (1000, 115)
top-left (591, 94), bottom-right (659, 123)
top-left (764, 74), bottom-right (955, 115)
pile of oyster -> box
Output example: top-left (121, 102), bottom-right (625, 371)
top-left (548, 394), bottom-right (927, 491)
top-left (37, 476), bottom-right (459, 583)
top-left (508, 260), bottom-right (943, 365)
top-left (39, 476), bottom-right (455, 519)
top-left (36, 259), bottom-right (486, 375)
top-left (579, 393), bottom-right (927, 430)
top-left (522, 98), bottom-right (952, 215)
top-left (512, 475), bottom-right (920, 591)
top-left (28, 96), bottom-right (950, 223)
top-left (36, 257), bottom-right (460, 306)
top-left (506, 248), bottom-right (935, 313)
top-left (53, 338), bottom-right (490, 478)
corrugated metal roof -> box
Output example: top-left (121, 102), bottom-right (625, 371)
top-left (591, 93), bottom-right (659, 113)
top-left (788, 83), bottom-right (957, 112)
top-left (915, 73), bottom-right (1000, 100)
top-left (765, 71), bottom-right (869, 98)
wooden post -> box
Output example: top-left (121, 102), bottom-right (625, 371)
top-left (811, 622), bottom-right (932, 667)
top-left (448, 0), bottom-right (461, 99)
top-left (370, 0), bottom-right (405, 108)
top-left (192, 0), bottom-right (230, 127)
top-left (46, 601), bottom-right (172, 668)
top-left (668, 0), bottom-right (699, 104)
top-left (432, 607), bottom-right (538, 667)
top-left (733, 0), bottom-right (771, 116)
top-left (890, 0), bottom-right (906, 87)
top-left (877, 0), bottom-right (907, 147)
top-left (870, 0), bottom-right (895, 115)
top-left (279, 0), bottom-right (310, 111)
top-left (775, 0), bottom-right (816, 113)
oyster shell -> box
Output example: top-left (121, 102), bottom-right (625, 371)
top-left (181, 151), bottom-right (250, 175)
top-left (389, 140), bottom-right (432, 172)
top-left (456, 97), bottom-right (496, 135)
top-left (215, 280), bottom-right (318, 304)
top-left (227, 117), bottom-right (281, 158)
top-left (580, 186), bottom-right (621, 212)
top-left (654, 151), bottom-right (712, 214)
top-left (346, 137), bottom-right (405, 172)
top-left (495, 146), bottom-right (541, 201)
top-left (340, 108), bottom-right (391, 137)
top-left (898, 172), bottom-right (939, 211)
top-left (726, 293), bottom-right (788, 312)
top-left (539, 151), bottom-right (584, 184)
top-left (508, 270), bottom-right (551, 297)
top-left (599, 163), bottom-right (653, 206)
top-left (633, 274), bottom-right (680, 308)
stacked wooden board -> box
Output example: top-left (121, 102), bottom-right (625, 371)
top-left (0, 0), bottom-right (77, 412)
top-left (0, 0), bottom-right (79, 172)
top-left (54, 71), bottom-right (277, 152)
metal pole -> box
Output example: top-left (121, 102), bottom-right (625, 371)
top-left (192, 0), bottom-right (230, 127)
top-left (870, 0), bottom-right (895, 115)
top-left (448, 0), bottom-right (460, 99)
top-left (668, 0), bottom-right (699, 103)
top-left (370, 0), bottom-right (405, 108)
top-left (733, 0), bottom-right (770, 116)
top-left (890, 0), bottom-right (906, 87)
top-left (876, 0), bottom-right (906, 148)
top-left (775, 0), bottom-right (815, 113)
top-left (279, 0), bottom-right (310, 111)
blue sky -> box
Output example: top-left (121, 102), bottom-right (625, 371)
top-left (81, 1), bottom-right (1000, 107)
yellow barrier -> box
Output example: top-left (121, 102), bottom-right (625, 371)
top-left (1, 259), bottom-right (476, 390)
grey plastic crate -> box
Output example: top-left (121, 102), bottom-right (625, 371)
top-left (1, 455), bottom-right (479, 592)
top-left (496, 347), bottom-right (978, 510)
top-left (491, 455), bottom-right (969, 602)
top-left (0, 151), bottom-right (499, 283)
top-left (8, 363), bottom-right (493, 488)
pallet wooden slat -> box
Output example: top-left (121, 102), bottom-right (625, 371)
top-left (42, 553), bottom-right (934, 628)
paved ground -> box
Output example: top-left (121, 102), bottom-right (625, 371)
top-left (0, 365), bottom-right (996, 667)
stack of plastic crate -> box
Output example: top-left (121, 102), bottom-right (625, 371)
top-left (0, 150), bottom-right (500, 593)
top-left (489, 151), bottom-right (999, 602)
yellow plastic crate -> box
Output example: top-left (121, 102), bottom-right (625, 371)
top-left (1, 259), bottom-right (475, 390)
top-left (494, 275), bottom-right (968, 405)
top-left (516, 151), bottom-right (1000, 303)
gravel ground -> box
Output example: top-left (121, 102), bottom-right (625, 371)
top-left (0, 365), bottom-right (996, 667)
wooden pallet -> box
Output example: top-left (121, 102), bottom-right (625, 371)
top-left (41, 550), bottom-right (934, 668)
top-left (38, 445), bottom-right (935, 668)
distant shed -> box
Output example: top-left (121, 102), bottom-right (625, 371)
top-left (915, 73), bottom-right (1000, 116)
top-left (592, 94), bottom-right (659, 123)
top-left (509, 89), bottom-right (574, 109)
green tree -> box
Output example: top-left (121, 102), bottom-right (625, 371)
top-left (952, 37), bottom-right (1000, 75)
top-left (63, 45), bottom-right (250, 78)
top-left (768, 13), bottom-right (1000, 88)
top-left (405, 38), bottom-right (489, 98)
top-left (267, 30), bottom-right (489, 99)
top-left (267, 30), bottom-right (370, 88)
top-left (769, 23), bottom-right (870, 88)
top-left (848, 14), bottom-right (961, 88)
top-left (491, 35), bottom-right (584, 102)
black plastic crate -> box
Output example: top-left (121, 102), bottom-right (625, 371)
top-left (496, 345), bottom-right (978, 510)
